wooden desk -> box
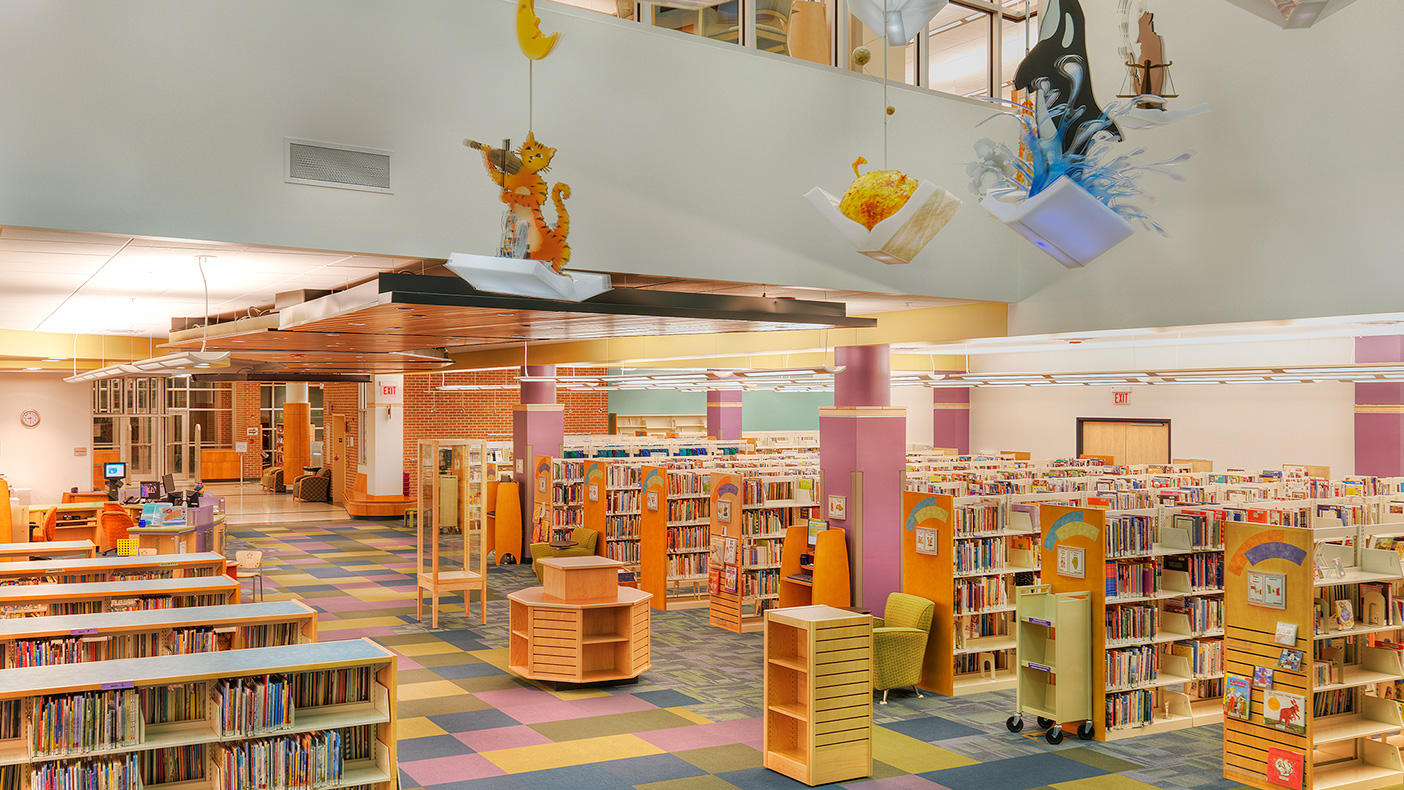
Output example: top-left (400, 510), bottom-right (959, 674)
top-left (0, 541), bottom-right (97, 561)
top-left (128, 525), bottom-right (199, 554)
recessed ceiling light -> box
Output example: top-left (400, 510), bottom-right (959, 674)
top-left (326, 333), bottom-right (340, 337)
top-left (348, 323), bottom-right (366, 327)
top-left (232, 340), bottom-right (244, 343)
top-left (396, 307), bottom-right (413, 311)
top-left (21, 367), bottom-right (41, 372)
top-left (43, 357), bottom-right (65, 362)
top-left (498, 313), bottom-right (513, 317)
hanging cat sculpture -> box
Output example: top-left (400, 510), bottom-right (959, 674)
top-left (468, 133), bottom-right (572, 274)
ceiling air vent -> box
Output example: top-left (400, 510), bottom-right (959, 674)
top-left (285, 138), bottom-right (392, 194)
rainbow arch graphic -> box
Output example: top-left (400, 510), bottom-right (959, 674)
top-left (717, 482), bottom-right (739, 499)
top-left (535, 458), bottom-right (551, 476)
top-left (1041, 511), bottom-right (1100, 550)
top-left (585, 466), bottom-right (606, 485)
top-left (642, 468), bottom-right (663, 491)
top-left (1228, 530), bottom-right (1307, 575)
top-left (904, 497), bottom-right (950, 532)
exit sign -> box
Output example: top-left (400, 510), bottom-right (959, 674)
top-left (1112, 390), bottom-right (1131, 406)
top-left (381, 385), bottom-right (397, 396)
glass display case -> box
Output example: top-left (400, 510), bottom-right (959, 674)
top-left (416, 439), bottom-right (488, 628)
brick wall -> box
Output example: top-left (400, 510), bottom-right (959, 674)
top-left (323, 382), bottom-right (360, 498)
top-left (214, 384), bottom-right (233, 446)
top-left (231, 382), bottom-right (261, 479)
top-left (402, 369), bottom-right (608, 491)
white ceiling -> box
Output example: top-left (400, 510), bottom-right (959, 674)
top-left (0, 227), bottom-right (419, 337)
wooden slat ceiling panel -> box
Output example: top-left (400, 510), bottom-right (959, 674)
top-left (162, 330), bottom-right (470, 353)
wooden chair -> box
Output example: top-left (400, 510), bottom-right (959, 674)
top-left (236, 550), bottom-right (265, 601)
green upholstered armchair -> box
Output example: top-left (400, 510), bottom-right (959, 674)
top-left (529, 527), bottom-right (600, 580)
top-left (872, 592), bottom-right (935, 704)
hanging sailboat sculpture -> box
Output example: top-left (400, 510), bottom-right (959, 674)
top-left (1115, 1), bottom-right (1211, 129)
top-left (970, 0), bottom-right (1189, 268)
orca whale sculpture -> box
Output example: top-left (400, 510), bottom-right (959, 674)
top-left (1013, 0), bottom-right (1120, 156)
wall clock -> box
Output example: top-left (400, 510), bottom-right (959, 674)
top-left (19, 409), bottom-right (39, 428)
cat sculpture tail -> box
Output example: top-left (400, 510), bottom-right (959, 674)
top-left (533, 182), bottom-right (571, 274)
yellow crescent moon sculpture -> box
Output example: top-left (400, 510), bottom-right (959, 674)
top-left (517, 0), bottom-right (559, 60)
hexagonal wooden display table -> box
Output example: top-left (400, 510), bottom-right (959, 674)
top-left (508, 556), bottom-right (652, 684)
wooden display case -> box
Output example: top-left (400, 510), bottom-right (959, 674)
top-left (415, 439), bottom-right (488, 627)
top-left (508, 557), bottom-right (652, 684)
top-left (763, 605), bottom-right (873, 786)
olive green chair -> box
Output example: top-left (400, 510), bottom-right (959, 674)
top-left (872, 592), bottom-right (935, 704)
top-left (529, 527), bottom-right (600, 580)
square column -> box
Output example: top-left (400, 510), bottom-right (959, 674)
top-left (932, 378), bottom-right (970, 454)
top-left (821, 345), bottom-right (905, 608)
top-left (707, 389), bottom-right (742, 440)
top-left (514, 366), bottom-right (563, 553)
top-left (1356, 336), bottom-right (1404, 476)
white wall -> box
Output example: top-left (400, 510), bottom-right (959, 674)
top-left (0, 374), bottom-right (92, 504)
top-left (1010, 0), bottom-right (1404, 333)
top-left (0, 0), bottom-right (1024, 302)
top-left (891, 384), bottom-right (932, 446)
top-left (360, 374), bottom-right (403, 496)
top-left (970, 382), bottom-right (1355, 474)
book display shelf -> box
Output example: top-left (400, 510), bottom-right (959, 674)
top-left (1008, 584), bottom-right (1094, 744)
top-left (1040, 504), bottom-right (1227, 741)
top-left (1224, 523), bottom-right (1404, 790)
top-left (0, 576), bottom-right (239, 619)
top-left (508, 557), bottom-right (651, 685)
top-left (901, 492), bottom-right (1038, 696)
top-left (0, 638), bottom-right (398, 790)
top-left (763, 605), bottom-right (873, 786)
top-left (639, 467), bottom-right (711, 611)
top-left (709, 472), bottom-right (819, 634)
top-left (603, 462), bottom-right (642, 569)
top-left (0, 553), bottom-right (226, 585)
top-left (0, 601), bottom-right (319, 667)
top-left (553, 459), bottom-right (585, 539)
top-left (416, 439), bottom-right (488, 628)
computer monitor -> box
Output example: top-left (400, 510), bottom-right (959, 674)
top-left (103, 462), bottom-right (126, 480)
top-left (139, 481), bottom-right (161, 499)
top-left (162, 473), bottom-right (177, 498)
top-left (806, 518), bottom-right (826, 547)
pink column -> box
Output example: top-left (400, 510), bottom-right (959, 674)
top-left (932, 373), bottom-right (970, 454)
top-left (514, 365), bottom-right (564, 554)
top-left (1356, 337), bottom-right (1404, 476)
top-left (707, 389), bottom-right (742, 440)
top-left (821, 345), bottom-right (905, 608)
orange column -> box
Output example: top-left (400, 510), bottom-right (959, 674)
top-left (283, 402), bottom-right (312, 478)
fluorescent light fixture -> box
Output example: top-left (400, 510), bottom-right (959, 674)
top-left (64, 351), bottom-right (232, 383)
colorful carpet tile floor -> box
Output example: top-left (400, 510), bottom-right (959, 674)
top-left (232, 519), bottom-right (1247, 790)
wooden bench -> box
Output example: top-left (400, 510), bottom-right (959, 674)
top-left (344, 473), bottom-right (412, 519)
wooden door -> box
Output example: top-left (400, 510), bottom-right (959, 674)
top-left (1078, 419), bottom-right (1170, 465)
top-left (329, 415), bottom-right (347, 505)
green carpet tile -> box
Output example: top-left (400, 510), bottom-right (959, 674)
top-left (229, 519), bottom-right (1245, 790)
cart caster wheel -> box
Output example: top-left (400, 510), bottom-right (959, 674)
top-left (1077, 722), bottom-right (1095, 740)
top-left (1005, 716), bottom-right (1024, 733)
top-left (1045, 727), bottom-right (1064, 745)
top-left (502, 554), bottom-right (516, 565)
top-left (1036, 717), bottom-right (1055, 729)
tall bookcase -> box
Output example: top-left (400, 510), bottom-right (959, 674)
top-left (710, 471), bottom-right (818, 633)
top-left (1039, 504), bottom-right (1225, 741)
top-left (763, 605), bottom-right (873, 786)
top-left (639, 467), bottom-right (711, 611)
top-left (1224, 523), bottom-right (1404, 790)
top-left (552, 459), bottom-right (585, 539)
top-left (901, 492), bottom-right (1037, 696)
top-left (0, 638), bottom-right (397, 790)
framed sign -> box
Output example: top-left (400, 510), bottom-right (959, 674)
top-left (827, 495), bottom-right (847, 521)
top-left (589, 483), bottom-right (600, 503)
top-left (717, 499), bottom-right (732, 524)
top-left (1056, 546), bottom-right (1086, 579)
top-left (1247, 570), bottom-right (1286, 609)
top-left (645, 490), bottom-right (658, 511)
top-left (914, 526), bottom-right (938, 556)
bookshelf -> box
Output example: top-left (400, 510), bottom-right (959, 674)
top-left (0, 601), bottom-right (319, 667)
top-left (416, 439), bottom-right (488, 628)
top-left (639, 467), bottom-right (711, 611)
top-left (776, 524), bottom-right (850, 609)
top-left (901, 492), bottom-right (1038, 696)
top-left (1224, 523), bottom-right (1404, 790)
top-left (710, 471), bottom-right (819, 633)
top-left (763, 605), bottom-right (873, 786)
top-left (1039, 504), bottom-right (1225, 741)
top-left (0, 638), bottom-right (397, 790)
top-left (0, 542), bottom-right (96, 562)
top-left (0, 553), bottom-right (226, 585)
top-left (612, 414), bottom-right (707, 438)
top-left (0, 575), bottom-right (239, 618)
top-left (1008, 584), bottom-right (1094, 744)
top-left (601, 462), bottom-right (642, 569)
top-left (553, 458), bottom-right (585, 539)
